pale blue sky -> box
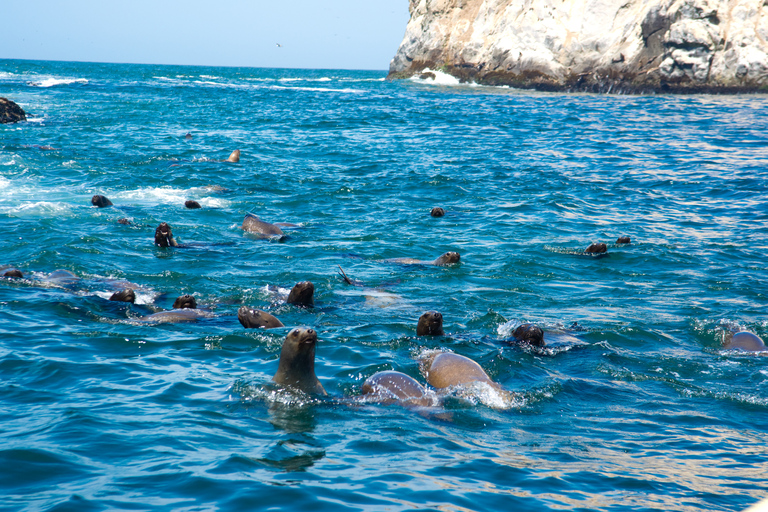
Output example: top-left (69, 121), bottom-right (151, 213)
top-left (1, 0), bottom-right (410, 70)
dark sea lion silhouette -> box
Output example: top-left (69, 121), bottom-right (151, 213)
top-left (287, 281), bottom-right (314, 307)
top-left (431, 207), bottom-right (445, 217)
top-left (585, 242), bottom-right (607, 254)
top-left (91, 195), bottom-right (113, 208)
top-left (616, 236), bottom-right (631, 244)
top-left (154, 222), bottom-right (179, 247)
top-left (272, 327), bottom-right (326, 395)
top-left (238, 306), bottom-right (284, 328)
top-left (109, 289), bottom-right (136, 303)
top-left (185, 200), bottom-right (202, 209)
top-left (512, 323), bottom-right (545, 347)
top-left (417, 311), bottom-right (444, 336)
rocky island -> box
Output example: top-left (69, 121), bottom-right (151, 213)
top-left (388, 0), bottom-right (768, 93)
top-left (0, 97), bottom-right (27, 123)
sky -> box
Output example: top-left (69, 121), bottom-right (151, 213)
top-left (1, 0), bottom-right (411, 71)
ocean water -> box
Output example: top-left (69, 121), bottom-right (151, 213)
top-left (1, 58), bottom-right (767, 512)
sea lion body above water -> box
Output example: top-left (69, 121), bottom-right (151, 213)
top-left (238, 306), bottom-right (284, 328)
top-left (585, 243), bottom-right (607, 254)
top-left (155, 222), bottom-right (179, 247)
top-left (226, 150), bottom-right (240, 163)
top-left (91, 195), bottom-right (113, 208)
top-left (430, 207), bottom-right (445, 217)
top-left (512, 323), bottom-right (545, 347)
top-left (2, 269), bottom-right (23, 278)
top-left (417, 311), bottom-right (444, 336)
top-left (185, 200), bottom-right (202, 209)
top-left (109, 289), bottom-right (136, 303)
top-left (272, 327), bottom-right (326, 395)
top-left (286, 281), bottom-right (314, 307)
top-left (425, 352), bottom-right (499, 390)
top-left (616, 236), bottom-right (631, 244)
top-left (137, 294), bottom-right (209, 323)
top-left (242, 213), bottom-right (284, 237)
top-left (387, 251), bottom-right (460, 266)
top-left (362, 371), bottom-right (433, 406)
top-left (724, 331), bottom-right (767, 352)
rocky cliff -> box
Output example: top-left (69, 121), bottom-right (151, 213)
top-left (0, 97), bottom-right (27, 124)
top-left (388, 0), bottom-right (768, 93)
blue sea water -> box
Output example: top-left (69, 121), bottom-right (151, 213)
top-left (1, 58), bottom-right (767, 511)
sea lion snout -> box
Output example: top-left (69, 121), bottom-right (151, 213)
top-left (287, 281), bottom-right (315, 307)
top-left (417, 310), bottom-right (445, 336)
top-left (173, 294), bottom-right (197, 309)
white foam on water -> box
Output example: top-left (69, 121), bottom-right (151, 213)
top-left (409, 69), bottom-right (462, 86)
top-left (31, 77), bottom-right (89, 87)
top-left (272, 85), bottom-right (364, 94)
top-left (115, 186), bottom-right (229, 208)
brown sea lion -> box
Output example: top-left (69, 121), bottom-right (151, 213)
top-left (417, 311), bottom-right (444, 336)
top-left (272, 327), bottom-right (326, 395)
top-left (723, 332), bottom-right (767, 352)
top-left (185, 200), bottom-right (202, 209)
top-left (287, 281), bottom-right (314, 307)
top-left (155, 222), bottom-right (179, 247)
top-left (2, 269), bottom-right (23, 278)
top-left (430, 207), bottom-right (445, 217)
top-left (91, 195), bottom-right (113, 208)
top-left (362, 371), bottom-right (432, 406)
top-left (117, 218), bottom-right (132, 225)
top-left (238, 306), bottom-right (284, 328)
top-left (136, 294), bottom-right (209, 323)
top-left (226, 149), bottom-right (240, 163)
top-left (109, 289), bottom-right (136, 303)
top-left (616, 236), bottom-right (631, 244)
top-left (585, 242), bottom-right (607, 254)
top-left (242, 213), bottom-right (284, 237)
top-left (388, 251), bottom-right (460, 266)
top-left (512, 323), bottom-right (545, 347)
top-left (425, 352), bottom-right (499, 390)
top-left (172, 294), bottom-right (197, 309)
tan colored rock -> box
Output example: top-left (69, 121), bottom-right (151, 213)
top-left (388, 0), bottom-right (768, 93)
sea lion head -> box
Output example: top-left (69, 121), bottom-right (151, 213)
top-left (616, 236), bottom-right (631, 244)
top-left (185, 200), bottom-right (201, 209)
top-left (512, 323), bottom-right (545, 347)
top-left (585, 242), bottom-right (607, 254)
top-left (434, 251), bottom-right (460, 265)
top-left (430, 207), bottom-right (445, 217)
top-left (91, 195), bottom-right (113, 208)
top-left (154, 222), bottom-right (175, 247)
top-left (724, 331), bottom-right (767, 352)
top-left (109, 289), bottom-right (136, 303)
top-left (273, 327), bottom-right (326, 395)
top-left (173, 294), bottom-right (197, 309)
top-left (417, 311), bottom-right (444, 336)
top-left (238, 306), bottom-right (284, 329)
top-left (287, 281), bottom-right (314, 307)
top-left (227, 149), bottom-right (240, 163)
top-left (2, 269), bottom-right (23, 279)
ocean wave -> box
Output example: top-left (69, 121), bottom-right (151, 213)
top-left (271, 85), bottom-right (363, 94)
top-left (28, 77), bottom-right (89, 88)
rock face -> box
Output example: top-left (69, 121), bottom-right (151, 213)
top-left (388, 0), bottom-right (768, 93)
top-left (0, 97), bottom-right (27, 124)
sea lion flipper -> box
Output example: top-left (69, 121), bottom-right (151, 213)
top-left (338, 265), bottom-right (354, 286)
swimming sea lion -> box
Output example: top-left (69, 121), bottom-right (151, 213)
top-left (585, 242), bottom-right (607, 254)
top-left (362, 371), bottom-right (432, 406)
top-left (173, 294), bottom-right (197, 309)
top-left (616, 236), bottom-right (631, 244)
top-left (91, 195), bottom-right (113, 208)
top-left (417, 311), bottom-right (444, 336)
top-left (723, 331), bottom-right (767, 352)
top-left (226, 150), bottom-right (240, 163)
top-left (425, 352), bottom-right (500, 390)
top-left (242, 213), bottom-right (284, 237)
top-left (431, 207), bottom-right (445, 217)
top-left (155, 222), bottom-right (179, 247)
top-left (287, 281), bottom-right (314, 307)
top-left (184, 133), bottom-right (192, 139)
top-left (388, 251), bottom-right (460, 266)
top-left (136, 294), bottom-right (209, 323)
top-left (512, 323), bottom-right (545, 347)
top-left (272, 327), bottom-right (326, 395)
top-left (109, 289), bottom-right (136, 303)
top-left (185, 200), bottom-right (201, 209)
top-left (2, 269), bottom-right (23, 278)
top-left (238, 306), bottom-right (284, 328)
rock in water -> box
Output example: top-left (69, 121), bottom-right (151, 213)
top-left (0, 98), bottom-right (27, 124)
top-left (387, 0), bottom-right (768, 94)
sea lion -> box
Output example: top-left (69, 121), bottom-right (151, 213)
top-left (388, 251), bottom-right (460, 266)
top-left (173, 294), bottom-right (196, 309)
top-left (91, 195), bottom-right (113, 208)
top-left (117, 218), bottom-right (132, 225)
top-left (136, 294), bottom-right (209, 323)
top-left (723, 331), bottom-right (767, 352)
top-left (109, 289), bottom-right (136, 303)
top-left (287, 281), bottom-right (314, 307)
top-left (512, 323), bottom-right (545, 347)
top-left (425, 352), bottom-right (500, 390)
top-left (185, 200), bottom-right (201, 209)
top-left (2, 269), bottom-right (23, 278)
top-left (417, 311), bottom-right (444, 336)
top-left (272, 327), bottom-right (326, 395)
top-left (155, 222), bottom-right (179, 247)
top-left (238, 306), bottom-right (284, 328)
top-left (585, 242), bottom-right (607, 254)
top-left (242, 213), bottom-right (284, 237)
top-left (431, 207), bottom-right (445, 217)
top-left (226, 150), bottom-right (240, 163)
top-left (362, 371), bottom-right (432, 406)
top-left (184, 132), bottom-right (192, 139)
top-left (616, 236), bottom-right (631, 244)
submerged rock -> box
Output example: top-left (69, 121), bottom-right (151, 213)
top-left (388, 0), bottom-right (768, 94)
top-left (0, 97), bottom-right (27, 124)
